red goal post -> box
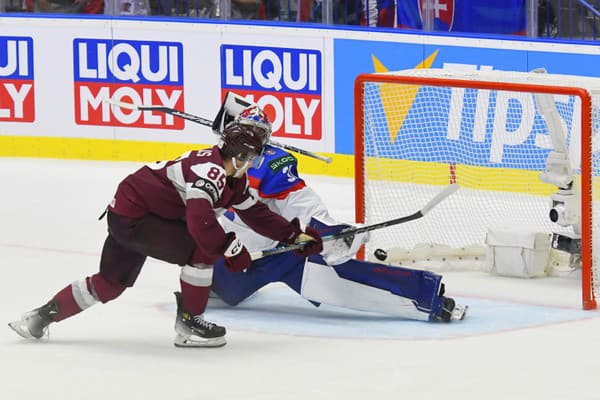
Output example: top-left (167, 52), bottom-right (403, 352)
top-left (354, 68), bottom-right (600, 310)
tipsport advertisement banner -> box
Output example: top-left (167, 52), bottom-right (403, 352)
top-left (360, 82), bottom-right (585, 172)
top-left (334, 37), bottom-right (600, 165)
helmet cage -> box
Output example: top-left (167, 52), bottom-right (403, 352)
top-left (219, 105), bottom-right (272, 167)
top-left (231, 105), bottom-right (272, 142)
top-left (219, 124), bottom-right (266, 163)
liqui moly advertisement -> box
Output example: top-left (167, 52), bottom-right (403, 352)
top-left (73, 38), bottom-right (185, 129)
top-left (220, 44), bottom-right (322, 141)
top-left (0, 36), bottom-right (35, 123)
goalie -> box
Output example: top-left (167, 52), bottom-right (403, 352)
top-left (210, 93), bottom-right (468, 322)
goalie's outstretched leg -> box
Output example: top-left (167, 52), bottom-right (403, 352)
top-left (173, 292), bottom-right (226, 348)
top-left (436, 296), bottom-right (468, 322)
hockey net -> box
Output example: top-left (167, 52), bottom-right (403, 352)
top-left (354, 68), bottom-right (600, 310)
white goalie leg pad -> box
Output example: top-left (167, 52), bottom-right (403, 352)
top-left (300, 260), bottom-right (429, 321)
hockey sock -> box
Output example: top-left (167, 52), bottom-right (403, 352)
top-left (180, 265), bottom-right (213, 315)
top-left (180, 281), bottom-right (211, 315)
top-left (51, 282), bottom-right (86, 322)
top-left (50, 272), bottom-right (127, 322)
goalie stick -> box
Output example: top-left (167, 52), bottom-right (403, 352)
top-left (250, 183), bottom-right (460, 260)
top-left (105, 99), bottom-right (333, 163)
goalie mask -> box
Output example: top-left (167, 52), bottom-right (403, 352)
top-left (219, 106), bottom-right (272, 176)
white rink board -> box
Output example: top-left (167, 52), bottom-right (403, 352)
top-left (0, 18), bottom-right (333, 154)
top-left (3, 16), bottom-right (600, 160)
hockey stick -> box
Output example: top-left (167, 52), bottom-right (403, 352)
top-left (268, 139), bottom-right (332, 163)
top-left (105, 99), bottom-right (332, 163)
top-left (250, 183), bottom-right (460, 260)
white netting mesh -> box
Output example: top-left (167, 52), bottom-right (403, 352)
top-left (356, 68), bottom-right (600, 309)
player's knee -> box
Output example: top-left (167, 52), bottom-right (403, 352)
top-left (90, 273), bottom-right (127, 303)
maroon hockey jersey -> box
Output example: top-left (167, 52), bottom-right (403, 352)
top-left (109, 146), bottom-right (300, 264)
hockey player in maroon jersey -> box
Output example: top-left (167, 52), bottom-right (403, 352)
top-left (8, 105), bottom-right (323, 348)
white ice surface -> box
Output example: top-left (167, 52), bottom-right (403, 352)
top-left (1, 158), bottom-right (600, 400)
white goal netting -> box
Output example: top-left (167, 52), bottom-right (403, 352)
top-left (355, 68), bottom-right (600, 309)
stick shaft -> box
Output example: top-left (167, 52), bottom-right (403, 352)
top-left (251, 184), bottom-right (459, 260)
top-left (106, 99), bottom-right (330, 163)
top-left (250, 210), bottom-right (423, 260)
top-left (142, 106), bottom-right (213, 127)
top-left (269, 140), bottom-right (332, 163)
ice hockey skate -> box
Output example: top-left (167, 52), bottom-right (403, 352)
top-left (173, 292), bottom-right (226, 348)
top-left (8, 301), bottom-right (59, 340)
top-left (439, 297), bottom-right (468, 322)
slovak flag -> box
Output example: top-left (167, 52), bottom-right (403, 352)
top-left (418, 0), bottom-right (455, 31)
top-left (397, 0), bottom-right (526, 35)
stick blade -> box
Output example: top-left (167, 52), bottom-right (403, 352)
top-left (103, 98), bottom-right (139, 110)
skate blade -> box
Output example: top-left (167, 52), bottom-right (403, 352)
top-left (451, 304), bottom-right (468, 321)
top-left (174, 333), bottom-right (226, 348)
top-left (8, 321), bottom-right (47, 340)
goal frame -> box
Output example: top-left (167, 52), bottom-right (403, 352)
top-left (353, 72), bottom-right (595, 310)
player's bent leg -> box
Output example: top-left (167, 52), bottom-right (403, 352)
top-left (107, 211), bottom-right (196, 267)
top-left (175, 265), bottom-right (226, 348)
top-left (8, 233), bottom-right (137, 341)
top-left (90, 273), bottom-right (127, 303)
top-left (9, 277), bottom-right (97, 340)
top-left (8, 272), bottom-right (129, 340)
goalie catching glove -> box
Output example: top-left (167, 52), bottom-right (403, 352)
top-left (307, 218), bottom-right (370, 265)
top-left (223, 232), bottom-right (252, 272)
top-left (287, 218), bottom-right (324, 258)
top-left (322, 225), bottom-right (370, 265)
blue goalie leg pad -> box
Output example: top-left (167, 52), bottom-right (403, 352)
top-left (211, 252), bottom-right (305, 306)
top-left (331, 258), bottom-right (444, 316)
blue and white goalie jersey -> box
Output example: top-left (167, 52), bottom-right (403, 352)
top-left (221, 145), bottom-right (338, 252)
